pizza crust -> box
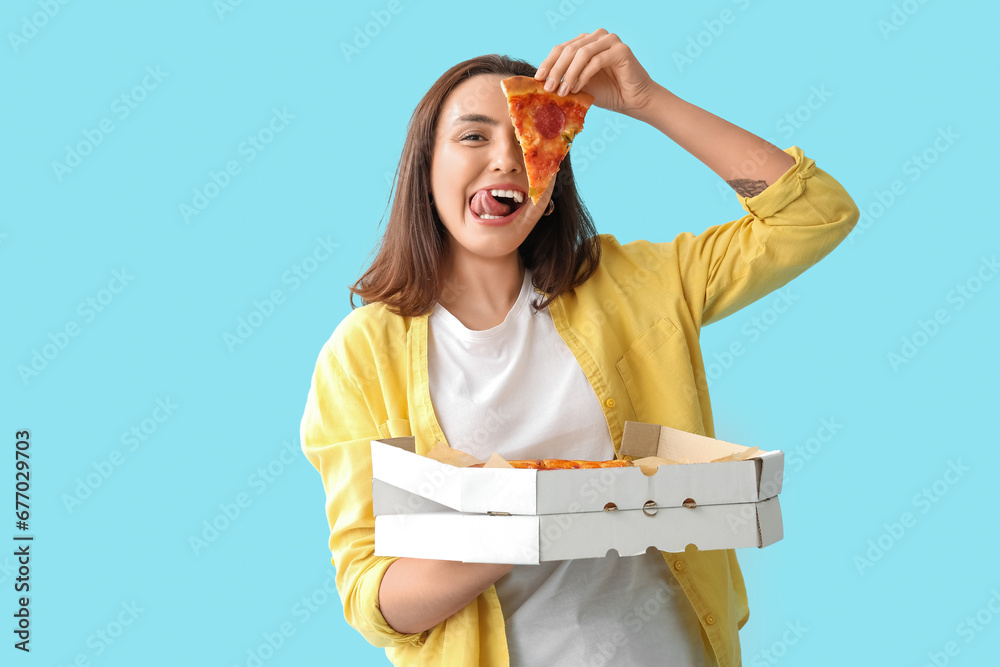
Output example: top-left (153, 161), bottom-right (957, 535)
top-left (499, 75), bottom-right (596, 108)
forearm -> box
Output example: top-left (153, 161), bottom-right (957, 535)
top-left (378, 557), bottom-right (514, 635)
top-left (627, 83), bottom-right (795, 197)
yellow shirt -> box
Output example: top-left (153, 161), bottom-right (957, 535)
top-left (300, 145), bottom-right (859, 666)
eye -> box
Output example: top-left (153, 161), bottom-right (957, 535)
top-left (459, 131), bottom-right (487, 142)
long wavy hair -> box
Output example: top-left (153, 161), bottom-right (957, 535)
top-left (350, 54), bottom-right (601, 316)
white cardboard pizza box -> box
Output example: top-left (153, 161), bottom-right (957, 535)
top-left (370, 422), bottom-right (784, 517)
top-left (374, 498), bottom-right (782, 564)
top-left (371, 421), bottom-right (784, 562)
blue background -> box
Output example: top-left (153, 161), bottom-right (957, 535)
top-left (4, 0), bottom-right (998, 665)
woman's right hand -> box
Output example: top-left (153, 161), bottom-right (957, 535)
top-left (534, 28), bottom-right (658, 119)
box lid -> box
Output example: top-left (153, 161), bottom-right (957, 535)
top-left (371, 422), bottom-right (782, 517)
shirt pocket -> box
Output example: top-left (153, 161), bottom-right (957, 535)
top-left (615, 317), bottom-right (705, 435)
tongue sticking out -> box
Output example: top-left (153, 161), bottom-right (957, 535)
top-left (471, 190), bottom-right (513, 218)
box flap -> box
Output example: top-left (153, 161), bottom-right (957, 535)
top-left (372, 479), bottom-right (455, 516)
top-left (379, 436), bottom-right (416, 453)
top-left (460, 469), bottom-right (538, 515)
top-left (756, 496), bottom-right (783, 547)
top-left (620, 421), bottom-right (662, 459)
top-left (622, 421), bottom-right (770, 462)
top-left (755, 451), bottom-right (784, 499)
top-left (371, 439), bottom-right (464, 511)
top-left (372, 439), bottom-right (540, 514)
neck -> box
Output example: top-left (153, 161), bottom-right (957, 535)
top-left (437, 249), bottom-right (525, 331)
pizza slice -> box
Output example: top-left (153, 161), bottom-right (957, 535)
top-left (500, 76), bottom-right (595, 204)
top-left (468, 458), bottom-right (631, 470)
top-left (506, 458), bottom-right (632, 470)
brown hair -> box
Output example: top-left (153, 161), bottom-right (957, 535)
top-left (350, 54), bottom-right (601, 316)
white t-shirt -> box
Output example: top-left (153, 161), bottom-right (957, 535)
top-left (428, 269), bottom-right (708, 667)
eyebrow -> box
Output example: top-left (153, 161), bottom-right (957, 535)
top-left (454, 113), bottom-right (499, 126)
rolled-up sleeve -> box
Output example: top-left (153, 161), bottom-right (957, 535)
top-left (300, 339), bottom-right (427, 649)
top-left (671, 145), bottom-right (860, 326)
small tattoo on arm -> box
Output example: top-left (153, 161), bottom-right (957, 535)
top-left (726, 179), bottom-right (769, 198)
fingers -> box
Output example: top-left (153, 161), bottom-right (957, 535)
top-left (536, 29), bottom-right (618, 96)
top-left (571, 42), bottom-right (628, 93)
top-left (541, 30), bottom-right (607, 93)
top-left (558, 33), bottom-right (618, 95)
top-left (534, 31), bottom-right (591, 81)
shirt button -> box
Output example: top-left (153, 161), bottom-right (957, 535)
top-left (604, 398), bottom-right (616, 408)
top-left (705, 614), bottom-right (716, 626)
top-left (673, 560), bottom-right (685, 572)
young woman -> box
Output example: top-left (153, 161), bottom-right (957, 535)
top-left (301, 29), bottom-right (859, 666)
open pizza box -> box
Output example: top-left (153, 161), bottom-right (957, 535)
top-left (373, 421), bottom-right (783, 564)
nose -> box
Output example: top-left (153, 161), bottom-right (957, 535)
top-left (490, 129), bottom-right (523, 173)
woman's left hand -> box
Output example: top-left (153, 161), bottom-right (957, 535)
top-left (535, 29), bottom-right (658, 116)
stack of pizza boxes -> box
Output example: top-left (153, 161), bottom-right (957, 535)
top-left (372, 421), bottom-right (783, 564)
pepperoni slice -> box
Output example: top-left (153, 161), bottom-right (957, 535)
top-left (533, 103), bottom-right (566, 139)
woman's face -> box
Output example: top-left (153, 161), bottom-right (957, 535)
top-left (430, 73), bottom-right (552, 267)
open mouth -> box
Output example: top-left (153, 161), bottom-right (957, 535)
top-left (469, 188), bottom-right (527, 221)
